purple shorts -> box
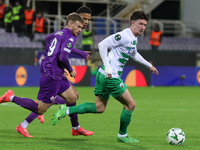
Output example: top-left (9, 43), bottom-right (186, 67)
top-left (37, 73), bottom-right (70, 103)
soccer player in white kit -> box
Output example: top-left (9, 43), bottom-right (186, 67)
top-left (52, 10), bottom-right (159, 143)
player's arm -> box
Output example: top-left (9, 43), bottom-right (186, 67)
top-left (59, 51), bottom-right (76, 77)
top-left (98, 36), bottom-right (114, 78)
top-left (130, 52), bottom-right (159, 75)
top-left (60, 41), bottom-right (76, 78)
top-left (71, 48), bottom-right (91, 60)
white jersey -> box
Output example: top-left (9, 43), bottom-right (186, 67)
top-left (98, 28), bottom-right (152, 78)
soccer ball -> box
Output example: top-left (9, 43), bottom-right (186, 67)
top-left (166, 128), bottom-right (185, 145)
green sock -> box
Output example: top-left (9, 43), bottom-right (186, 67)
top-left (69, 102), bottom-right (97, 114)
top-left (119, 108), bottom-right (133, 135)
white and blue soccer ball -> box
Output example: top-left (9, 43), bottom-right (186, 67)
top-left (166, 128), bottom-right (185, 145)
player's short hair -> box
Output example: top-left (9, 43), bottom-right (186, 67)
top-left (66, 12), bottom-right (84, 24)
top-left (76, 6), bottom-right (92, 14)
top-left (130, 10), bottom-right (149, 22)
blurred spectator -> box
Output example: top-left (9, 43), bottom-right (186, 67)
top-left (149, 24), bottom-right (162, 64)
top-left (12, 1), bottom-right (23, 36)
top-left (0, 0), bottom-right (6, 28)
top-left (4, 4), bottom-right (12, 32)
top-left (82, 26), bottom-right (94, 53)
top-left (24, 6), bottom-right (35, 41)
top-left (34, 12), bottom-right (47, 33)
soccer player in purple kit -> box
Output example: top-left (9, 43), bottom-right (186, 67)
top-left (0, 12), bottom-right (93, 137)
top-left (13, 6), bottom-right (94, 138)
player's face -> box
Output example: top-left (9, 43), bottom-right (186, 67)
top-left (131, 19), bottom-right (147, 36)
top-left (71, 21), bottom-right (83, 36)
top-left (79, 13), bottom-right (91, 29)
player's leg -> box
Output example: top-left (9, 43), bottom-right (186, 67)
top-left (0, 90), bottom-right (48, 115)
top-left (67, 84), bottom-right (79, 129)
top-left (16, 102), bottom-right (45, 138)
top-left (0, 72), bottom-right (57, 115)
top-left (68, 95), bottom-right (108, 114)
top-left (115, 89), bottom-right (139, 143)
top-left (16, 102), bottom-right (47, 138)
top-left (52, 95), bottom-right (108, 126)
top-left (14, 73), bottom-right (63, 137)
top-left (15, 100), bottom-right (51, 137)
top-left (52, 71), bottom-right (109, 125)
top-left (68, 84), bottom-right (94, 136)
top-left (16, 112), bottom-right (38, 138)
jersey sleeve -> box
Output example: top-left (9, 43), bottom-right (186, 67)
top-left (130, 51), bottom-right (152, 68)
top-left (71, 48), bottom-right (88, 59)
top-left (59, 38), bottom-right (74, 72)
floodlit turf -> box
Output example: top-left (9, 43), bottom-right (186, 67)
top-left (0, 86), bottom-right (199, 150)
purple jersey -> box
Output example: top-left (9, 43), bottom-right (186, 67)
top-left (41, 28), bottom-right (78, 80)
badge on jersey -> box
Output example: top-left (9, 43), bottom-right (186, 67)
top-left (115, 34), bottom-right (121, 41)
top-left (120, 82), bottom-right (124, 88)
top-left (67, 42), bottom-right (72, 48)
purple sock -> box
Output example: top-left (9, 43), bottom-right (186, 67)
top-left (12, 96), bottom-right (38, 114)
top-left (67, 102), bottom-right (79, 127)
top-left (25, 112), bottom-right (39, 123)
top-left (54, 96), bottom-right (67, 104)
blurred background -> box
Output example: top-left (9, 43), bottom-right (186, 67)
top-left (0, 0), bottom-right (200, 87)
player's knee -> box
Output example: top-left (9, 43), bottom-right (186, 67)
top-left (74, 91), bottom-right (79, 100)
top-left (96, 106), bottom-right (105, 113)
top-left (37, 109), bottom-right (45, 115)
top-left (67, 96), bottom-right (77, 104)
top-left (129, 101), bottom-right (136, 111)
top-left (125, 101), bottom-right (136, 111)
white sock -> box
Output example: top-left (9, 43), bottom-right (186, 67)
top-left (72, 125), bottom-right (80, 130)
top-left (66, 107), bottom-right (69, 115)
top-left (10, 95), bottom-right (14, 101)
top-left (118, 133), bottom-right (127, 138)
top-left (21, 120), bottom-right (30, 128)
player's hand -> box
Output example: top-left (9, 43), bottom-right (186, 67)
top-left (150, 66), bottom-right (159, 75)
top-left (70, 70), bottom-right (76, 78)
top-left (105, 66), bottom-right (112, 79)
top-left (86, 54), bottom-right (91, 61)
top-left (84, 51), bottom-right (91, 54)
top-left (63, 68), bottom-right (68, 78)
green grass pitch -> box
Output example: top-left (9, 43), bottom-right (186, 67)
top-left (0, 86), bottom-right (199, 150)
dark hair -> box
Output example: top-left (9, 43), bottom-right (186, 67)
top-left (130, 10), bottom-right (149, 22)
top-left (76, 6), bottom-right (92, 14)
top-left (66, 12), bottom-right (84, 24)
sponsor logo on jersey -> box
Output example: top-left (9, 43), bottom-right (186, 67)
top-left (132, 40), bottom-right (136, 45)
top-left (115, 34), bottom-right (121, 41)
top-left (67, 42), bottom-right (72, 48)
top-left (126, 47), bottom-right (135, 54)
